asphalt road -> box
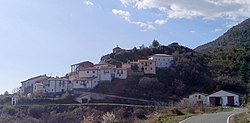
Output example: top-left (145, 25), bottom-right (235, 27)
top-left (180, 108), bottom-right (247, 123)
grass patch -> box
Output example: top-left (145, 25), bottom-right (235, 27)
top-left (214, 107), bottom-right (234, 113)
top-left (158, 114), bottom-right (193, 123)
top-left (230, 112), bottom-right (250, 123)
top-left (230, 105), bottom-right (250, 123)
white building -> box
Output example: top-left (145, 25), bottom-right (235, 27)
top-left (44, 77), bottom-right (70, 94)
top-left (99, 68), bottom-right (113, 82)
top-left (138, 60), bottom-right (156, 74)
top-left (20, 75), bottom-right (48, 95)
top-left (181, 93), bottom-right (208, 105)
top-left (72, 77), bottom-right (99, 89)
top-left (79, 68), bottom-right (99, 78)
top-left (33, 83), bottom-right (45, 93)
top-left (207, 90), bottom-right (240, 107)
top-left (75, 93), bottom-right (91, 103)
top-left (149, 54), bottom-right (173, 68)
top-left (114, 68), bottom-right (127, 79)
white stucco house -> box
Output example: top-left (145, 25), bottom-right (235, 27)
top-left (72, 77), bottom-right (99, 89)
top-left (99, 68), bottom-right (113, 82)
top-left (44, 77), bottom-right (70, 94)
top-left (149, 54), bottom-right (173, 68)
top-left (138, 60), bottom-right (156, 74)
top-left (181, 93), bottom-right (208, 105)
top-left (207, 90), bottom-right (240, 107)
top-left (20, 75), bottom-right (48, 95)
top-left (79, 67), bottom-right (99, 78)
top-left (33, 83), bottom-right (45, 93)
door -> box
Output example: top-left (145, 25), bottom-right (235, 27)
top-left (227, 96), bottom-right (234, 106)
top-left (209, 97), bottom-right (216, 106)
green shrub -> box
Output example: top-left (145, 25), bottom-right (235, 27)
top-left (1, 106), bottom-right (18, 116)
top-left (28, 105), bottom-right (45, 119)
top-left (170, 108), bottom-right (184, 115)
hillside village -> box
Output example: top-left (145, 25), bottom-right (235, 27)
top-left (17, 45), bottom-right (174, 104)
top-left (11, 43), bottom-right (242, 108)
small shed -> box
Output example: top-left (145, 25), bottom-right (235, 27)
top-left (11, 95), bottom-right (18, 105)
top-left (207, 90), bottom-right (240, 107)
top-left (75, 93), bottom-right (91, 103)
top-left (181, 93), bottom-right (208, 106)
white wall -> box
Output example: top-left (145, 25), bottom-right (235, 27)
top-left (73, 80), bottom-right (88, 89)
top-left (33, 83), bottom-right (45, 93)
top-left (45, 79), bottom-right (69, 93)
top-left (188, 93), bottom-right (207, 105)
top-left (138, 60), bottom-right (156, 74)
top-left (149, 56), bottom-right (173, 68)
top-left (73, 78), bottom-right (99, 89)
top-left (79, 69), bottom-right (98, 78)
top-left (114, 69), bottom-right (127, 79)
top-left (99, 69), bottom-right (112, 81)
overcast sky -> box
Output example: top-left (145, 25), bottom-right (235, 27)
top-left (0, 0), bottom-right (249, 94)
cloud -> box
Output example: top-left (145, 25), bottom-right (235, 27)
top-left (155, 19), bottom-right (167, 25)
top-left (212, 28), bottom-right (223, 32)
top-left (112, 9), bottom-right (130, 21)
top-left (115, 0), bottom-right (250, 30)
top-left (84, 0), bottom-right (94, 6)
top-left (190, 30), bottom-right (196, 33)
top-left (119, 0), bottom-right (250, 20)
top-left (112, 9), bottom-right (155, 31)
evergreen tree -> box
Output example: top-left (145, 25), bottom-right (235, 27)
top-left (152, 40), bottom-right (160, 48)
top-left (238, 61), bottom-right (249, 82)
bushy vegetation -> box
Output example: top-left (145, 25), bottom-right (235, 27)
top-left (195, 18), bottom-right (250, 95)
top-left (0, 105), bottom-right (230, 123)
top-left (98, 41), bottom-right (214, 101)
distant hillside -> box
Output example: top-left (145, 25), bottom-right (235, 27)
top-left (196, 18), bottom-right (250, 53)
top-left (195, 18), bottom-right (250, 93)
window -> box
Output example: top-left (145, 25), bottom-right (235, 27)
top-left (52, 89), bottom-right (53, 92)
top-left (150, 62), bottom-right (152, 64)
top-left (93, 71), bottom-right (95, 73)
top-left (198, 95), bottom-right (201, 99)
top-left (145, 68), bottom-right (147, 70)
top-left (76, 81), bottom-right (78, 84)
top-left (151, 67), bottom-right (153, 70)
top-left (87, 71), bottom-right (89, 73)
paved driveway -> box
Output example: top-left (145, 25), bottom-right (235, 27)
top-left (180, 108), bottom-right (247, 123)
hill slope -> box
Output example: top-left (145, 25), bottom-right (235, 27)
top-left (95, 43), bottom-right (213, 102)
top-left (195, 18), bottom-right (250, 93)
